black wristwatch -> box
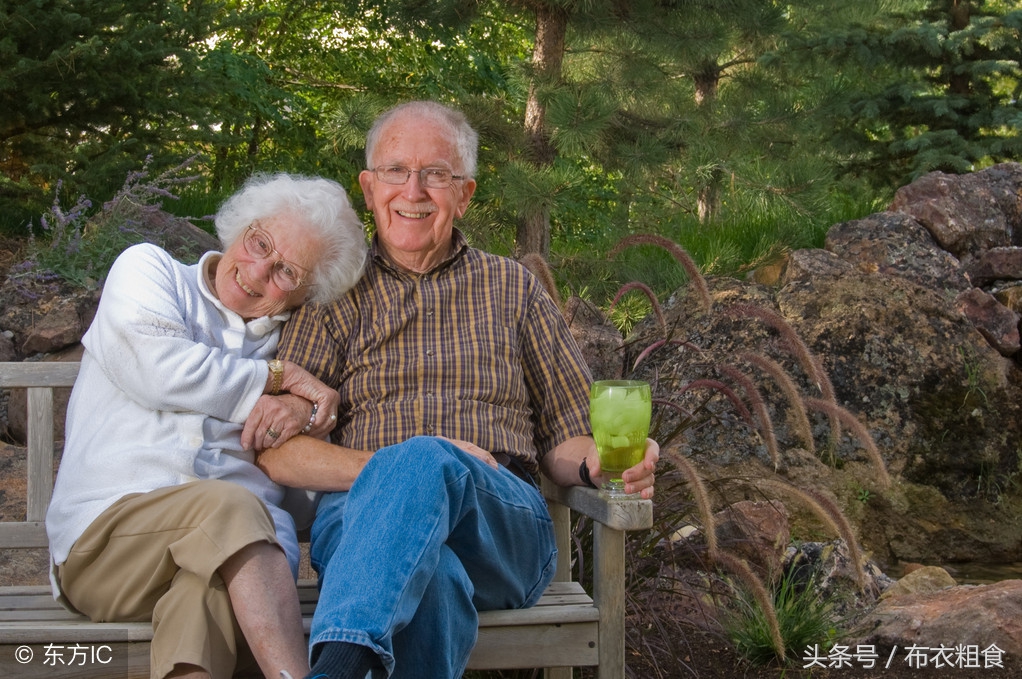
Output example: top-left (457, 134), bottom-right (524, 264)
top-left (579, 458), bottom-right (598, 489)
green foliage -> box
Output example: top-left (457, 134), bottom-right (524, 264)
top-left (2, 0), bottom-right (1008, 313)
top-left (794, 0), bottom-right (1022, 188)
top-left (723, 568), bottom-right (837, 666)
top-left (15, 157), bottom-right (199, 291)
top-left (0, 0), bottom-right (236, 216)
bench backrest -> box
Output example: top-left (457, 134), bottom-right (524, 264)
top-left (0, 361), bottom-right (80, 551)
top-left (0, 361), bottom-right (588, 575)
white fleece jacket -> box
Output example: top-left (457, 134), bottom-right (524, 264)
top-left (46, 243), bottom-right (305, 598)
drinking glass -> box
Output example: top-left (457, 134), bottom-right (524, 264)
top-left (589, 380), bottom-right (652, 498)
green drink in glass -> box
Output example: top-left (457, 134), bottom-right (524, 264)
top-left (589, 380), bottom-right (652, 498)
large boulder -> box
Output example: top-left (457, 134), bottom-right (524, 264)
top-left (850, 578), bottom-right (1022, 660)
top-left (889, 162), bottom-right (1022, 261)
top-left (627, 164), bottom-right (1022, 571)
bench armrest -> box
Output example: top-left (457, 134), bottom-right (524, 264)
top-left (540, 478), bottom-right (651, 676)
top-left (542, 481), bottom-right (653, 532)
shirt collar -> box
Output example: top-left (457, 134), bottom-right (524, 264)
top-left (370, 229), bottom-right (469, 276)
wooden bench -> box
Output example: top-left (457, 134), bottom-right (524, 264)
top-left (0, 361), bottom-right (653, 678)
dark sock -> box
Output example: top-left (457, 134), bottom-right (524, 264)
top-left (306, 641), bottom-right (381, 679)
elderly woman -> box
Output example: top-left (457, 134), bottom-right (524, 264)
top-left (45, 173), bottom-right (367, 679)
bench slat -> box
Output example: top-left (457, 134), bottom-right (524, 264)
top-left (0, 583), bottom-right (596, 627)
top-left (0, 362), bottom-right (80, 387)
top-left (469, 620), bottom-right (599, 670)
top-left (0, 522), bottom-right (49, 549)
top-left (0, 608), bottom-right (86, 622)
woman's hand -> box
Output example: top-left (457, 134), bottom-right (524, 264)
top-left (247, 361), bottom-right (340, 451)
top-left (243, 394), bottom-right (313, 452)
top-left (276, 360), bottom-right (341, 423)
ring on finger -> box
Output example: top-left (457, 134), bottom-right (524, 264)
top-left (266, 426), bottom-right (280, 439)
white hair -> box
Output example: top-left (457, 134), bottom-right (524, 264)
top-left (214, 173), bottom-right (367, 304)
top-left (365, 101), bottom-right (479, 178)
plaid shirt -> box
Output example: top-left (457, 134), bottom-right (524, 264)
top-left (277, 230), bottom-right (593, 474)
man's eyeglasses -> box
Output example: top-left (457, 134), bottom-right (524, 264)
top-left (243, 224), bottom-right (309, 292)
top-left (370, 165), bottom-right (465, 189)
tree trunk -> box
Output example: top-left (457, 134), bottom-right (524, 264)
top-left (694, 62), bottom-right (722, 223)
top-left (517, 3), bottom-right (567, 257)
top-left (697, 170), bottom-right (722, 223)
top-left (948, 0), bottom-right (971, 96)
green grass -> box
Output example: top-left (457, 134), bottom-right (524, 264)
top-left (723, 567), bottom-right (837, 666)
top-left (546, 191), bottom-right (880, 331)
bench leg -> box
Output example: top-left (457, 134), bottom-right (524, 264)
top-left (544, 667), bottom-right (573, 678)
top-left (593, 521), bottom-right (626, 679)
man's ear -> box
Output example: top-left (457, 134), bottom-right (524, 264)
top-left (358, 170), bottom-right (374, 209)
top-left (455, 178), bottom-right (477, 219)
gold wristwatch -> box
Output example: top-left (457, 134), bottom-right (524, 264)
top-left (267, 359), bottom-right (284, 395)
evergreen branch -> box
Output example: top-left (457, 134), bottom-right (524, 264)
top-left (611, 281), bottom-right (665, 334)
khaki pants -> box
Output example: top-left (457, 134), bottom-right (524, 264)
top-left (57, 480), bottom-right (281, 679)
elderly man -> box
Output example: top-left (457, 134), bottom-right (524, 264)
top-left (258, 101), bottom-right (658, 679)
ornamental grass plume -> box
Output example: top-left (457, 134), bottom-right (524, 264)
top-left (752, 477), bottom-right (868, 593)
top-left (679, 379), bottom-right (755, 427)
top-left (804, 398), bottom-right (891, 490)
top-left (661, 447), bottom-right (718, 558)
top-left (609, 233), bottom-right (712, 313)
top-left (518, 252), bottom-right (562, 310)
top-left (713, 549), bottom-right (786, 662)
top-left (718, 365), bottom-right (781, 471)
top-left (741, 352), bottom-right (816, 456)
top-left (725, 303), bottom-right (842, 457)
top-left (632, 338), bottom-right (704, 372)
top-left (611, 281), bottom-right (666, 334)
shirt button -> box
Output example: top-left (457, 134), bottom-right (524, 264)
top-left (426, 349), bottom-right (435, 357)
top-left (426, 424), bottom-right (435, 434)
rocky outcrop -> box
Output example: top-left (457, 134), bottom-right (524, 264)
top-left (625, 165), bottom-right (1022, 571)
top-left (0, 215), bottom-right (218, 360)
top-left (852, 578), bottom-right (1022, 659)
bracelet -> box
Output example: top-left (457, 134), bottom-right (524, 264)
top-left (579, 458), bottom-right (598, 489)
top-left (301, 402), bottom-right (319, 434)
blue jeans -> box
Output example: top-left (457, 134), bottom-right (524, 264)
top-left (309, 436), bottom-right (558, 678)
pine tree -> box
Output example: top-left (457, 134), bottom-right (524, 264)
top-left (0, 0), bottom-right (235, 215)
top-left (806, 0), bottom-right (1022, 188)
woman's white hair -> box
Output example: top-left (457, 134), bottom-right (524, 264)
top-left (365, 101), bottom-right (479, 178)
top-left (214, 173), bottom-right (368, 304)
